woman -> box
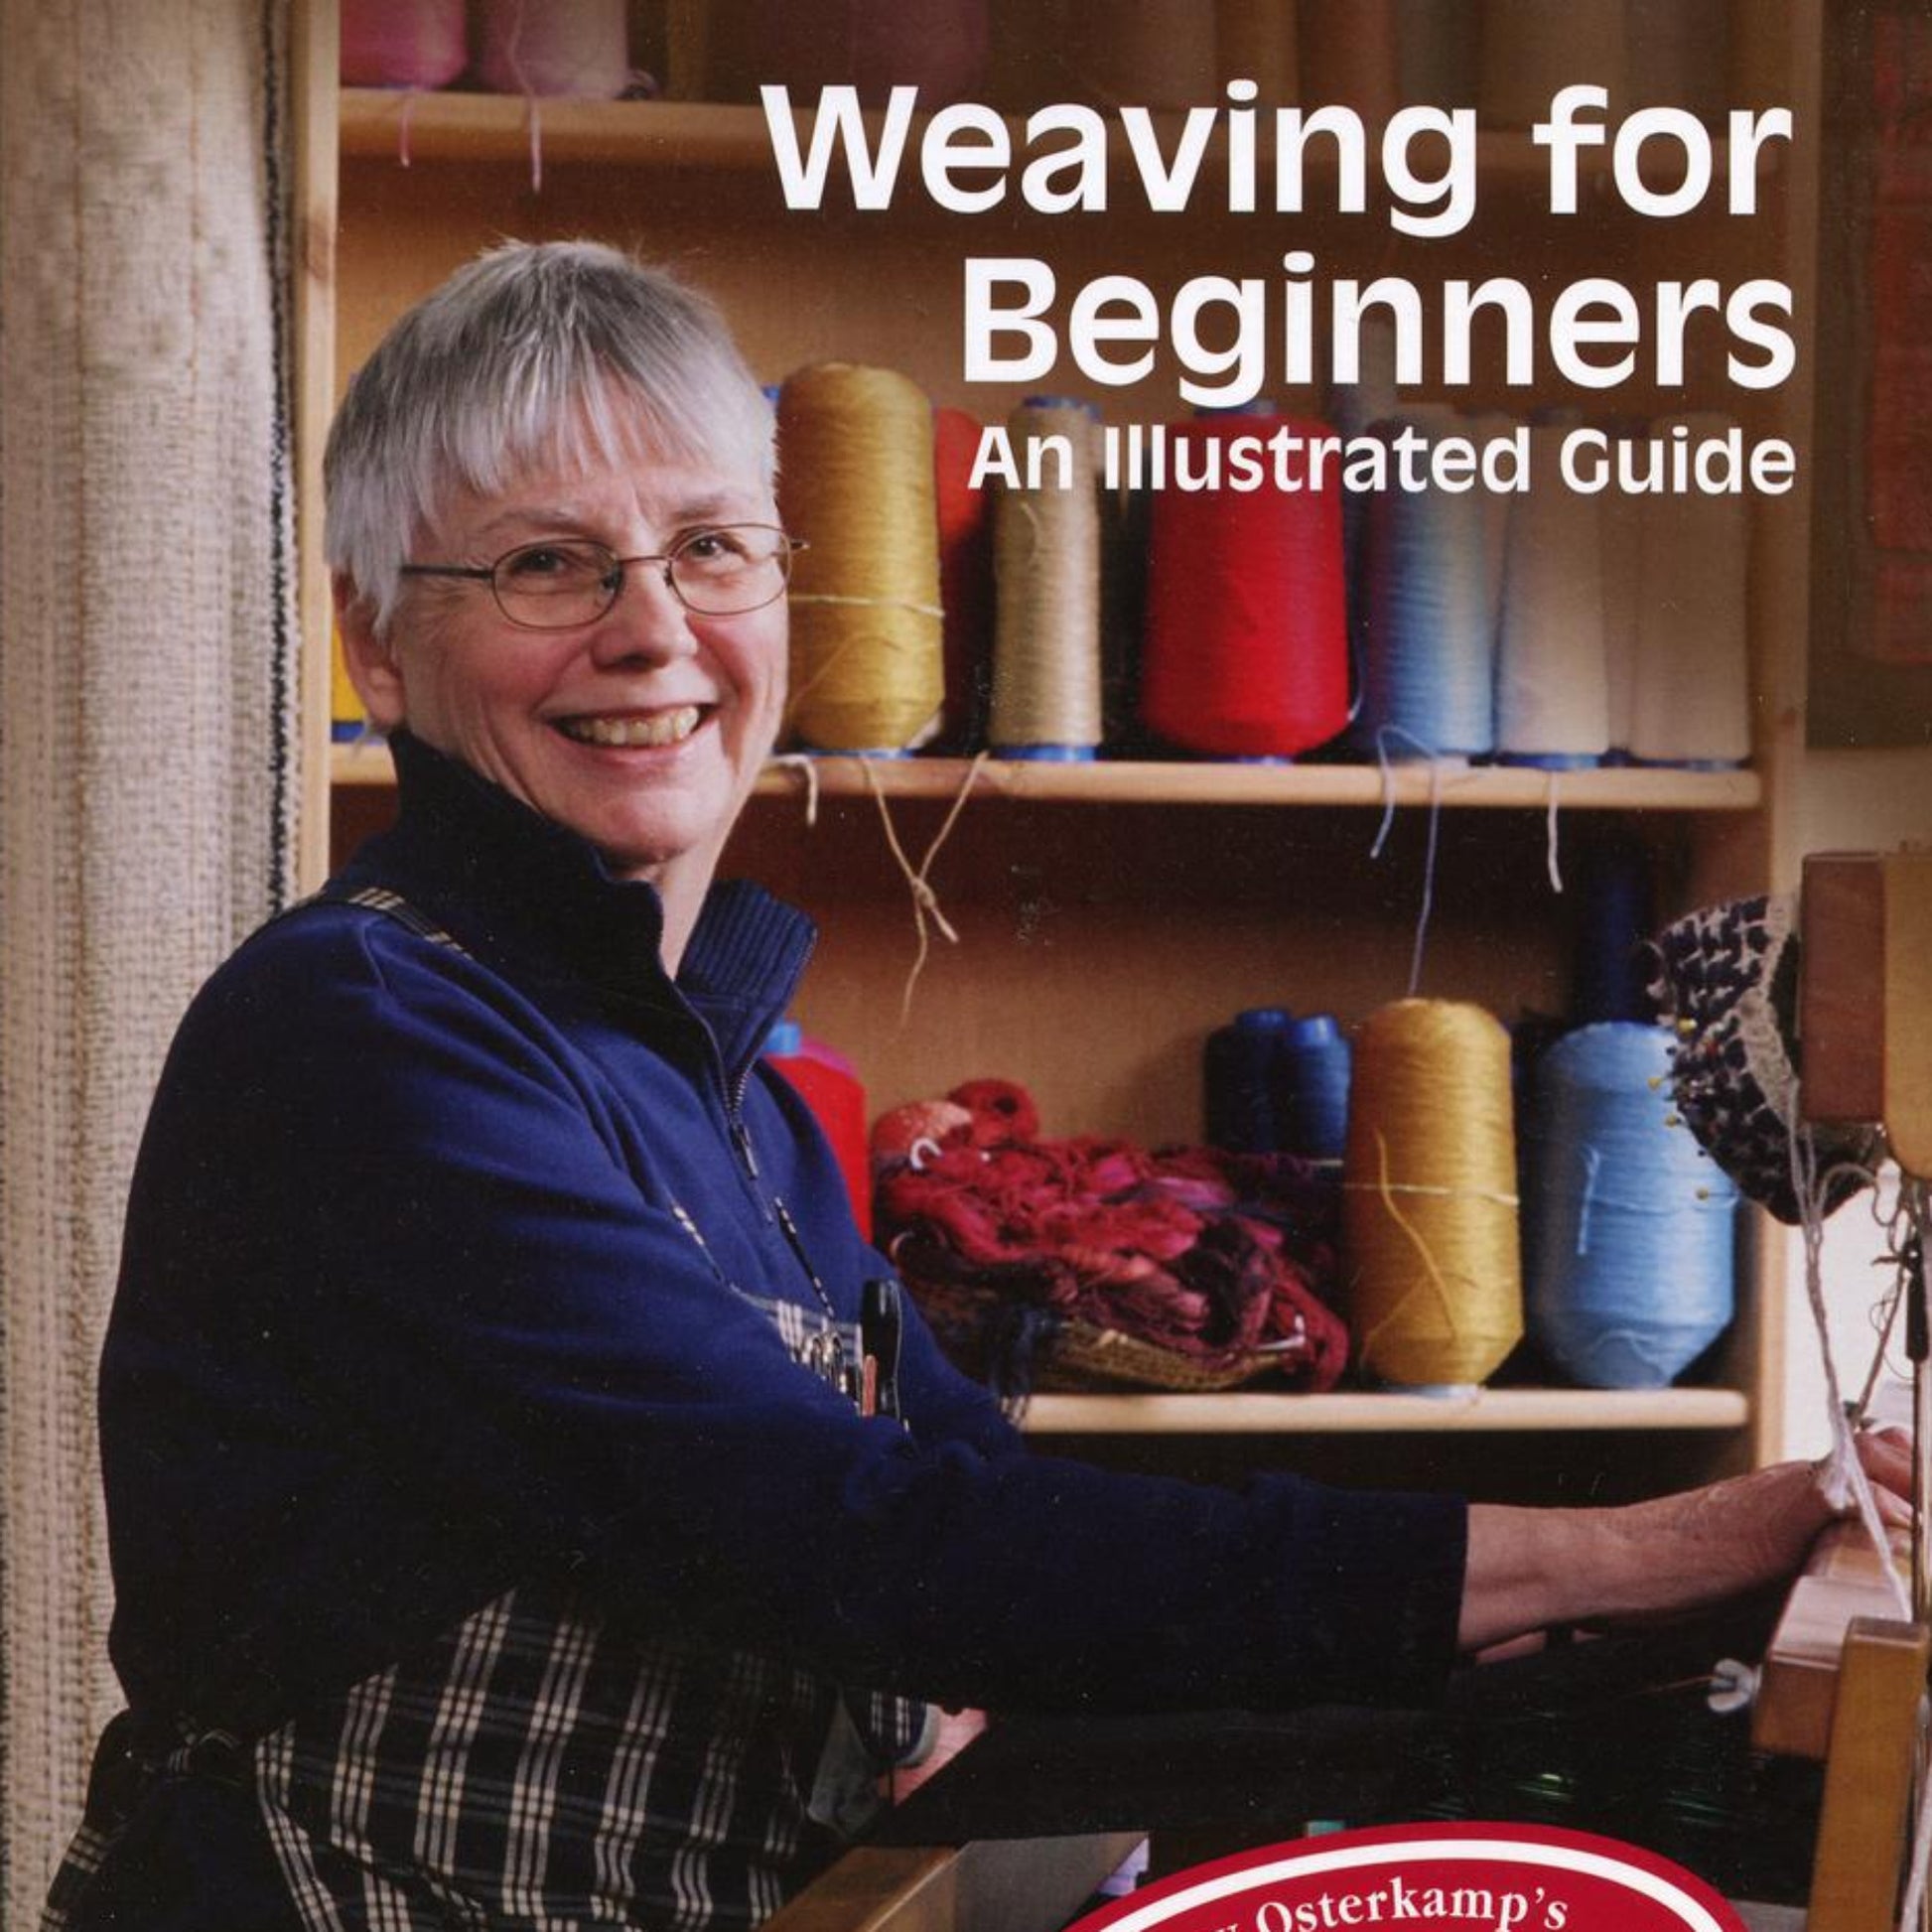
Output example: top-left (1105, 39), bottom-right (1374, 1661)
top-left (49, 241), bottom-right (1909, 1932)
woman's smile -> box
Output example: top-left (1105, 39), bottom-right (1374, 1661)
top-left (553, 704), bottom-right (708, 749)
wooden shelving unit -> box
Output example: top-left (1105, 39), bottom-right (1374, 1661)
top-left (1020, 1387), bottom-right (1750, 1436)
top-left (299, 1), bottom-right (1830, 1476)
top-left (340, 87), bottom-right (1770, 184)
top-left (332, 738), bottom-right (1762, 812)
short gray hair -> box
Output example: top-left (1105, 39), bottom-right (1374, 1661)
top-left (325, 241), bottom-right (774, 628)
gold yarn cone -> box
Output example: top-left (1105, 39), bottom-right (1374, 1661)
top-left (778, 362), bottom-right (945, 752)
top-left (1342, 999), bottom-right (1523, 1388)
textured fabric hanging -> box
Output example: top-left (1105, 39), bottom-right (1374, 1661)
top-left (0, 0), bottom-right (299, 1915)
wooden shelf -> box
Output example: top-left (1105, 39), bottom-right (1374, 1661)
top-left (331, 740), bottom-right (1761, 811)
top-left (340, 89), bottom-right (1750, 189)
top-left (342, 90), bottom-right (778, 169)
top-left (1019, 1387), bottom-right (1751, 1436)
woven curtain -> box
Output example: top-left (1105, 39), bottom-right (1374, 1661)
top-left (0, 0), bottom-right (300, 1913)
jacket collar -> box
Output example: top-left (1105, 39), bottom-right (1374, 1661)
top-left (339, 731), bottom-right (815, 1079)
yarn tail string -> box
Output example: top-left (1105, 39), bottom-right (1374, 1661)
top-left (1369, 725), bottom-right (1444, 997)
top-left (766, 753), bottom-right (823, 828)
top-left (497, 0), bottom-right (548, 193)
top-left (862, 753), bottom-right (987, 1024)
top-left (1545, 771), bottom-right (1565, 893)
top-left (1354, 1128), bottom-right (1467, 1366)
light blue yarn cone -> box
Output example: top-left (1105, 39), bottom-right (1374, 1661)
top-left (1526, 1022), bottom-right (1737, 1389)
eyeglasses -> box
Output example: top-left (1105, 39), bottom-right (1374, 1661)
top-left (398, 525), bottom-right (807, 627)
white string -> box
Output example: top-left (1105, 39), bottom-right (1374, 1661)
top-left (766, 753), bottom-right (822, 829)
top-left (1788, 1116), bottom-right (1912, 1616)
top-left (1854, 1172), bottom-right (1920, 1420)
top-left (1369, 726), bottom-right (1445, 998)
top-left (1545, 771), bottom-right (1564, 893)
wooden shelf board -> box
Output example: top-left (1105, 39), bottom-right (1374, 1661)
top-left (332, 741), bottom-right (1760, 812)
top-left (1019, 1387), bottom-right (1751, 1436)
top-left (341, 91), bottom-right (768, 168)
top-left (341, 91), bottom-right (1749, 188)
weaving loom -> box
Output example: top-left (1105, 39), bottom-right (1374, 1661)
top-left (1743, 851), bottom-right (1932, 1932)
top-left (757, 852), bottom-right (1932, 1932)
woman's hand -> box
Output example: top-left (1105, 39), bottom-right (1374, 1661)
top-left (1457, 1426), bottom-right (1914, 1654)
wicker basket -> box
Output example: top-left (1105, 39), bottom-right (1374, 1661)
top-left (906, 1278), bottom-right (1291, 1396)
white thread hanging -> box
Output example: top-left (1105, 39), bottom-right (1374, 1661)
top-left (1495, 424), bottom-right (1611, 764)
top-left (1785, 1119), bottom-right (1911, 1612)
top-left (1370, 726), bottom-right (1447, 999)
top-left (766, 752), bottom-right (823, 829)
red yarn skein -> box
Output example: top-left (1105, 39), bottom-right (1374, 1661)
top-left (1139, 417), bottom-right (1350, 759)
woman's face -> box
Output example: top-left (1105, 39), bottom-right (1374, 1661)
top-left (346, 442), bottom-right (787, 906)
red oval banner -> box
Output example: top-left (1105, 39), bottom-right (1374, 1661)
top-left (1067, 1823), bottom-right (1748, 1932)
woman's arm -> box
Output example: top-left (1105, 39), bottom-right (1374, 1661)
top-left (1457, 1427), bottom-right (1914, 1652)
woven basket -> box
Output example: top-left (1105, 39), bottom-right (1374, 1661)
top-left (906, 1278), bottom-right (1289, 1395)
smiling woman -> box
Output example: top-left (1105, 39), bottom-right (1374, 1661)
top-left (328, 250), bottom-right (794, 967)
top-left (43, 241), bottom-right (1911, 1932)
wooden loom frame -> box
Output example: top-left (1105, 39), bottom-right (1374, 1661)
top-left (1752, 850), bottom-right (1932, 1932)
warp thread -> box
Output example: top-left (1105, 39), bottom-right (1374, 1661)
top-left (1342, 999), bottom-right (1523, 1389)
top-left (779, 362), bottom-right (946, 754)
top-left (1524, 1022), bottom-right (1737, 1389)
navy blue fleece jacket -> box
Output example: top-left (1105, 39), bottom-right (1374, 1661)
top-left (99, 731), bottom-right (1467, 1740)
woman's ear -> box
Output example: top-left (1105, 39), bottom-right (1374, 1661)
top-left (335, 575), bottom-right (407, 732)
